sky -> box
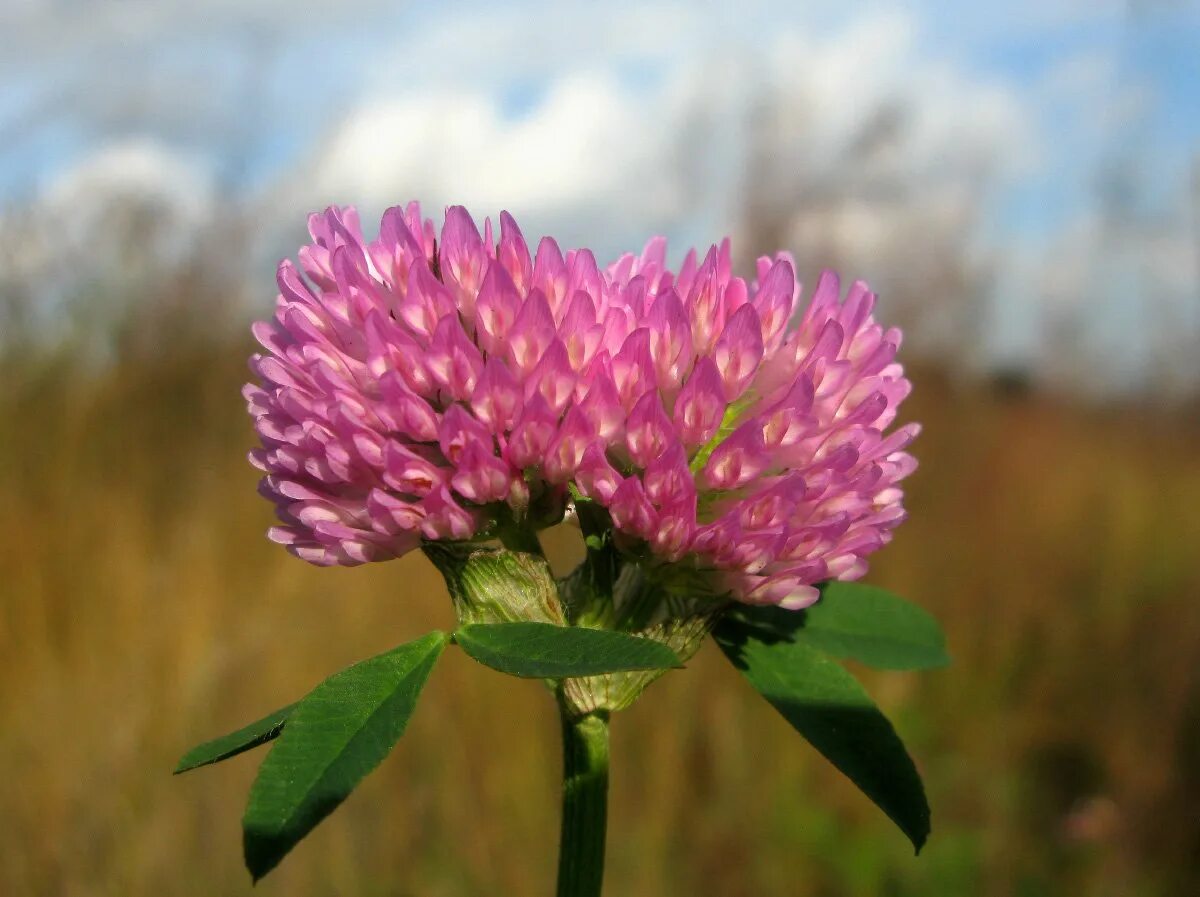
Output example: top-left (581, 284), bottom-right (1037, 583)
top-left (2, 0), bottom-right (1198, 394)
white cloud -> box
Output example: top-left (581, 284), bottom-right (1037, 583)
top-left (1032, 198), bottom-right (1200, 397)
top-left (0, 139), bottom-right (218, 335)
top-left (280, 8), bottom-right (1032, 261)
top-left (301, 73), bottom-right (664, 217)
top-left (43, 139), bottom-right (215, 234)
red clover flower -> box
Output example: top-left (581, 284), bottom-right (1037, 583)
top-left (246, 203), bottom-right (917, 610)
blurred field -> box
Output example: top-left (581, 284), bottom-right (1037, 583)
top-left (2, 313), bottom-right (1199, 897)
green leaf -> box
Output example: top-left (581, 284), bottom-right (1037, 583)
top-left (714, 614), bottom-right (931, 853)
top-left (454, 622), bottom-right (681, 678)
top-left (174, 703), bottom-right (296, 774)
top-left (242, 631), bottom-right (448, 881)
top-left (794, 581), bottom-right (948, 670)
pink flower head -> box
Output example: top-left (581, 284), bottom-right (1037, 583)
top-left (248, 203), bottom-right (917, 609)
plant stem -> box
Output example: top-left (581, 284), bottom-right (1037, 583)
top-left (498, 523), bottom-right (544, 557)
top-left (556, 697), bottom-right (610, 897)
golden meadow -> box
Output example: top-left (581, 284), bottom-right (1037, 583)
top-left (1, 295), bottom-right (1198, 896)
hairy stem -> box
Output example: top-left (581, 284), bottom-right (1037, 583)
top-left (556, 697), bottom-right (610, 897)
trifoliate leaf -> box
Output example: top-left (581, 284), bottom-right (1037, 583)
top-left (741, 582), bottom-right (949, 670)
top-left (454, 622), bottom-right (681, 678)
top-left (714, 614), bottom-right (931, 852)
top-left (242, 631), bottom-right (447, 881)
top-left (175, 703), bottom-right (297, 774)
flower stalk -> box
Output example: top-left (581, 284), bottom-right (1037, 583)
top-left (556, 699), bottom-right (610, 897)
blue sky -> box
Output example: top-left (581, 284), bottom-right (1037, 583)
top-left (4, 1), bottom-right (1197, 211)
top-left (2, 0), bottom-right (1198, 392)
top-left (3, 2), bottom-right (1197, 220)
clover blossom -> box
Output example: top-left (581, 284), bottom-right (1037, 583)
top-left (246, 203), bottom-right (917, 609)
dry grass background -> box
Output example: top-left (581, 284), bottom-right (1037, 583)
top-left (2, 315), bottom-right (1199, 896)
